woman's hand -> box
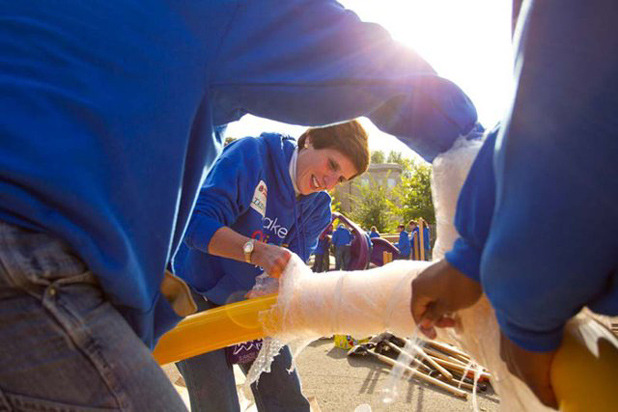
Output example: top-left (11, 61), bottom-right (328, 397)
top-left (251, 242), bottom-right (291, 278)
top-left (207, 227), bottom-right (291, 277)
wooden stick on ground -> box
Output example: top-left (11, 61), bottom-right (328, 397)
top-left (424, 347), bottom-right (469, 366)
top-left (425, 340), bottom-right (472, 361)
top-left (423, 350), bottom-right (492, 382)
top-left (384, 341), bottom-right (486, 392)
top-left (369, 349), bottom-right (468, 399)
top-left (403, 338), bottom-right (454, 381)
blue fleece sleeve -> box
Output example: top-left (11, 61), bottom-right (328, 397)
top-left (211, 0), bottom-right (477, 162)
top-left (398, 232), bottom-right (410, 254)
top-left (444, 127), bottom-right (499, 282)
top-left (481, 0), bottom-right (618, 352)
top-left (289, 193), bottom-right (332, 261)
top-left (183, 138), bottom-right (262, 253)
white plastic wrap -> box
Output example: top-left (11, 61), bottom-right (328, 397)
top-left (246, 258), bottom-right (433, 387)
top-left (430, 136), bottom-right (483, 260)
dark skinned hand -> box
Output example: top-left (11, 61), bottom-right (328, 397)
top-left (410, 259), bottom-right (482, 339)
top-left (500, 331), bottom-right (558, 409)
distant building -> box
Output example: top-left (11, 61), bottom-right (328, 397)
top-left (332, 163), bottom-right (403, 213)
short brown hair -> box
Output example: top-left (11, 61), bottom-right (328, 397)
top-left (297, 120), bottom-right (369, 179)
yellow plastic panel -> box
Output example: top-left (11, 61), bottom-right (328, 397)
top-left (153, 294), bottom-right (278, 365)
top-left (551, 320), bottom-right (618, 412)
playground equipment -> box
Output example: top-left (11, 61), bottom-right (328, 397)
top-left (328, 212), bottom-right (400, 268)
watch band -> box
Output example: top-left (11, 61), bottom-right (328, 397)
top-left (243, 239), bottom-right (255, 264)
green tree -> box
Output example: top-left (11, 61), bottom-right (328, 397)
top-left (392, 162), bottom-right (435, 224)
top-left (370, 150), bottom-right (385, 164)
top-left (386, 150), bottom-right (403, 164)
top-left (386, 150), bottom-right (414, 176)
top-left (330, 194), bottom-right (343, 214)
top-left (347, 174), bottom-right (397, 233)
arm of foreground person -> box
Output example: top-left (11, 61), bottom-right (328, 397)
top-left (500, 331), bottom-right (558, 409)
top-left (482, 0), bottom-right (618, 354)
top-left (211, 0), bottom-right (478, 163)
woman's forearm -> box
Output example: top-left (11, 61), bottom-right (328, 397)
top-left (208, 227), bottom-right (290, 277)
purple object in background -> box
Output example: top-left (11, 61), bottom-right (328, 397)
top-left (369, 237), bottom-right (401, 266)
top-left (320, 213), bottom-right (399, 269)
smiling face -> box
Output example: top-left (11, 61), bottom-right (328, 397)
top-left (295, 137), bottom-right (358, 195)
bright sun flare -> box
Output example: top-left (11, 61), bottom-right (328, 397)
top-left (226, 0), bottom-right (514, 161)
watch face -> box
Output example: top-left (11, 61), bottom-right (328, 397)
top-left (244, 241), bottom-right (253, 253)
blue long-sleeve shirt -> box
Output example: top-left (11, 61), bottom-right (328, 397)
top-left (1, 0), bottom-right (476, 345)
top-left (174, 134), bottom-right (330, 305)
top-left (331, 226), bottom-right (353, 247)
top-left (395, 231), bottom-right (411, 257)
top-left (446, 0), bottom-right (618, 352)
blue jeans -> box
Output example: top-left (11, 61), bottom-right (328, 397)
top-left (176, 299), bottom-right (309, 412)
top-left (334, 245), bottom-right (350, 270)
top-left (0, 221), bottom-right (187, 411)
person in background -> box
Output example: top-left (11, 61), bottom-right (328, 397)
top-left (408, 220), bottom-right (419, 259)
top-left (369, 226), bottom-right (381, 238)
top-left (411, 0), bottom-right (618, 408)
top-left (332, 223), bottom-right (354, 270)
top-left (394, 224), bottom-right (411, 260)
top-left (410, 219), bottom-right (431, 261)
top-left (0, 0), bottom-right (479, 408)
top-left (418, 218), bottom-right (432, 261)
top-left (322, 224), bottom-right (334, 272)
top-left (174, 121), bottom-right (370, 412)
top-left (313, 231), bottom-right (331, 273)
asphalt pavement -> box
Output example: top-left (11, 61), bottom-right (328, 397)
top-left (164, 337), bottom-right (501, 412)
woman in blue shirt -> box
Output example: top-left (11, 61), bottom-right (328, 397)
top-left (173, 121), bottom-right (370, 412)
top-left (394, 224), bottom-right (411, 259)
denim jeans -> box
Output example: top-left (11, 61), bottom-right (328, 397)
top-left (176, 298), bottom-right (309, 412)
top-left (0, 221), bottom-right (187, 411)
top-left (334, 245), bottom-right (350, 270)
